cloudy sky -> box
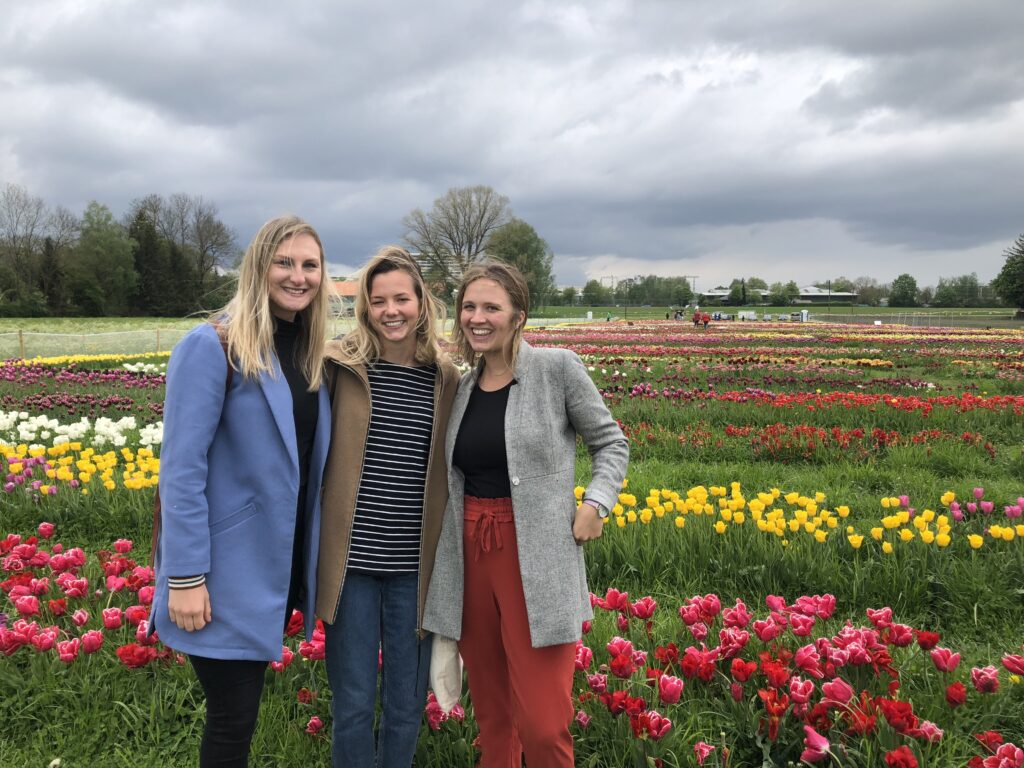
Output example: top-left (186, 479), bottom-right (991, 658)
top-left (3, 0), bottom-right (1023, 291)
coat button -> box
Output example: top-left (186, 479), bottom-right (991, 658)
top-left (511, 476), bottom-right (520, 486)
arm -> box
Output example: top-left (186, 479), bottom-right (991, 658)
top-left (158, 328), bottom-right (231, 626)
top-left (562, 351), bottom-right (630, 542)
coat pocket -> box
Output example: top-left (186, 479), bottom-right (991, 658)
top-left (209, 502), bottom-right (258, 537)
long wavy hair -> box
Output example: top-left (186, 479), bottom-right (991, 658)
top-left (452, 259), bottom-right (529, 370)
top-left (335, 245), bottom-right (447, 367)
top-left (214, 215), bottom-right (331, 390)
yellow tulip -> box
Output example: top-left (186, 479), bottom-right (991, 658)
top-left (968, 534), bottom-right (984, 549)
top-left (814, 530), bottom-right (827, 543)
top-left (899, 529), bottom-right (915, 542)
top-left (714, 521), bottom-right (727, 535)
top-left (870, 527), bottom-right (884, 541)
top-left (615, 516), bottom-right (625, 528)
top-left (936, 533), bottom-right (951, 548)
top-left (836, 505), bottom-right (850, 518)
top-left (848, 534), bottom-right (864, 549)
top-left (674, 517), bottom-right (685, 529)
top-left (920, 530), bottom-right (935, 545)
top-left (882, 542), bottom-right (894, 554)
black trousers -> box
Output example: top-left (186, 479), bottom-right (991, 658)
top-left (189, 655), bottom-right (268, 768)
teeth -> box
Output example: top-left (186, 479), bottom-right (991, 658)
top-left (471, 328), bottom-right (491, 336)
top-left (383, 320), bottom-right (404, 327)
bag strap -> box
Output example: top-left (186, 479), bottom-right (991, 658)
top-left (150, 329), bottom-right (233, 566)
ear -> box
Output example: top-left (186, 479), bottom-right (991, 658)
top-left (517, 311), bottom-right (526, 327)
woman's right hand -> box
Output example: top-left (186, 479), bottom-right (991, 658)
top-left (168, 585), bottom-right (213, 632)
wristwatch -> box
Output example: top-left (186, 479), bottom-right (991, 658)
top-left (584, 498), bottom-right (610, 518)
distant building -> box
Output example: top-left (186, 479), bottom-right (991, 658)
top-left (700, 285), bottom-right (858, 305)
top-left (332, 279), bottom-right (358, 315)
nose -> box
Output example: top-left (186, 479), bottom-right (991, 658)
top-left (286, 263), bottom-right (305, 284)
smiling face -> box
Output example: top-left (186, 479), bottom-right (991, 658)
top-left (459, 278), bottom-right (525, 361)
top-left (266, 233), bottom-right (322, 321)
top-left (368, 268), bottom-right (421, 352)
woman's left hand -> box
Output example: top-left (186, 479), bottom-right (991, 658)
top-left (573, 502), bottom-right (605, 544)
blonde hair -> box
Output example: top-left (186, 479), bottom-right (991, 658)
top-left (452, 259), bottom-right (529, 370)
top-left (214, 215), bottom-right (332, 390)
top-left (335, 245), bottom-right (448, 367)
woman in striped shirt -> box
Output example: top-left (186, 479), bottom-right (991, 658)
top-left (316, 246), bottom-right (459, 768)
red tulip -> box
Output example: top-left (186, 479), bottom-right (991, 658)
top-left (821, 677), bottom-right (853, 706)
top-left (913, 629), bottom-right (940, 650)
top-left (945, 681), bottom-right (967, 708)
top-left (116, 642), bottom-right (158, 668)
top-left (884, 745), bottom-right (918, 768)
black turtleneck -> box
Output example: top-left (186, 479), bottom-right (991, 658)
top-left (273, 315), bottom-right (319, 613)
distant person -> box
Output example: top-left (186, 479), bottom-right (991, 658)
top-left (692, 311), bottom-right (701, 327)
top-left (702, 312), bottom-right (710, 329)
top-left (152, 216), bottom-right (332, 767)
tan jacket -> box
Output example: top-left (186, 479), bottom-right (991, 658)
top-left (315, 342), bottom-right (461, 630)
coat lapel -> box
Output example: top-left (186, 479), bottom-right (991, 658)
top-left (259, 358), bottom-right (299, 475)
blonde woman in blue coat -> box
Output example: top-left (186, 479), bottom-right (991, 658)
top-left (150, 215), bottom-right (332, 768)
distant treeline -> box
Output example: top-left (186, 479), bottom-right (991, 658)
top-left (0, 184), bottom-right (238, 317)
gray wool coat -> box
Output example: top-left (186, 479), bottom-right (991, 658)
top-left (422, 341), bottom-right (629, 648)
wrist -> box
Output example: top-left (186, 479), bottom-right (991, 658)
top-left (583, 498), bottom-right (609, 518)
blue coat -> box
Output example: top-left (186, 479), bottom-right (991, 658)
top-left (150, 323), bottom-right (330, 661)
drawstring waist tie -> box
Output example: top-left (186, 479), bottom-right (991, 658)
top-left (464, 495), bottom-right (514, 561)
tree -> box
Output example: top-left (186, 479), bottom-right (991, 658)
top-left (889, 273), bottom-right (919, 307)
top-left (581, 279), bottom-right (613, 306)
top-left (39, 237), bottom-right (67, 314)
top-left (402, 186), bottom-right (511, 294)
top-left (129, 210), bottom-right (173, 315)
top-left (930, 280), bottom-right (958, 307)
top-left (991, 234), bottom-right (1024, 310)
top-left (485, 218), bottom-right (556, 310)
top-left (0, 183), bottom-right (47, 296)
top-left (560, 286), bottom-right (577, 306)
top-left (67, 202), bottom-right (137, 315)
top-left (127, 193), bottom-right (237, 296)
top-left (853, 276), bottom-right (885, 306)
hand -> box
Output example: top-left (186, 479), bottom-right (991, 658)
top-left (168, 584), bottom-right (212, 632)
top-left (573, 502), bottom-right (605, 544)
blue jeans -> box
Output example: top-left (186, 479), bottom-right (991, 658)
top-left (324, 571), bottom-right (432, 768)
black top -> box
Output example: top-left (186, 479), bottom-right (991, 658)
top-left (348, 361), bottom-right (436, 574)
top-left (274, 315), bottom-right (319, 610)
top-left (452, 379), bottom-right (514, 499)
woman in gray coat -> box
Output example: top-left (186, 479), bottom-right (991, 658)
top-left (423, 261), bottom-right (628, 768)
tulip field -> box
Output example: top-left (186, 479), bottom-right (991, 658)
top-left (2, 320), bottom-right (1024, 767)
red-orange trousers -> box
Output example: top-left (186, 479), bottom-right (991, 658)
top-left (459, 495), bottom-right (576, 768)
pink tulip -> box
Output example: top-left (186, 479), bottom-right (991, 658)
top-left (71, 609), bottom-right (89, 627)
top-left (789, 676), bottom-right (814, 705)
top-left (795, 645), bottom-right (823, 678)
top-left (305, 716), bottom-right (323, 735)
top-left (866, 606), bottom-right (893, 629)
top-left (930, 647), bottom-right (961, 673)
top-left (606, 636), bottom-right (633, 658)
top-left (722, 598), bottom-right (752, 628)
top-left (137, 586), bottom-right (155, 605)
top-left (57, 638), bottom-right (80, 663)
top-left (14, 596), bottom-right (40, 617)
top-left (730, 682), bottom-right (744, 701)
top-left (1002, 654), bottom-right (1024, 675)
top-left (765, 594), bottom-right (787, 612)
top-left (574, 641), bottom-right (593, 671)
top-left (971, 665), bottom-right (1000, 694)
top-left (658, 674), bottom-right (684, 704)
top-left (574, 709), bottom-right (591, 728)
top-left (800, 725), bottom-right (830, 763)
top-left (973, 487), bottom-right (985, 500)
top-left (587, 673), bottom-right (607, 693)
top-left (980, 501), bottom-right (994, 515)
top-left (753, 619), bottom-right (782, 642)
top-left (645, 711), bottom-right (672, 740)
top-left (689, 621), bottom-right (708, 641)
top-left (81, 630), bottom-right (104, 654)
top-left (102, 607), bottom-right (123, 629)
top-left (822, 676), bottom-right (854, 706)
top-left (790, 614), bottom-right (815, 637)
top-left (269, 646), bottom-right (294, 672)
top-left (630, 596), bottom-right (657, 619)
top-left (915, 720), bottom-right (943, 742)
top-left (37, 522), bottom-right (55, 539)
top-left (113, 539), bottom-right (133, 554)
top-left (694, 742), bottom-right (716, 766)
top-left (30, 628), bottom-right (58, 652)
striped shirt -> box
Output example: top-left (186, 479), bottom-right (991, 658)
top-left (347, 361), bottom-right (437, 574)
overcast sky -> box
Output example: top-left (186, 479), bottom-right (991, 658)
top-left (3, 0), bottom-right (1023, 291)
